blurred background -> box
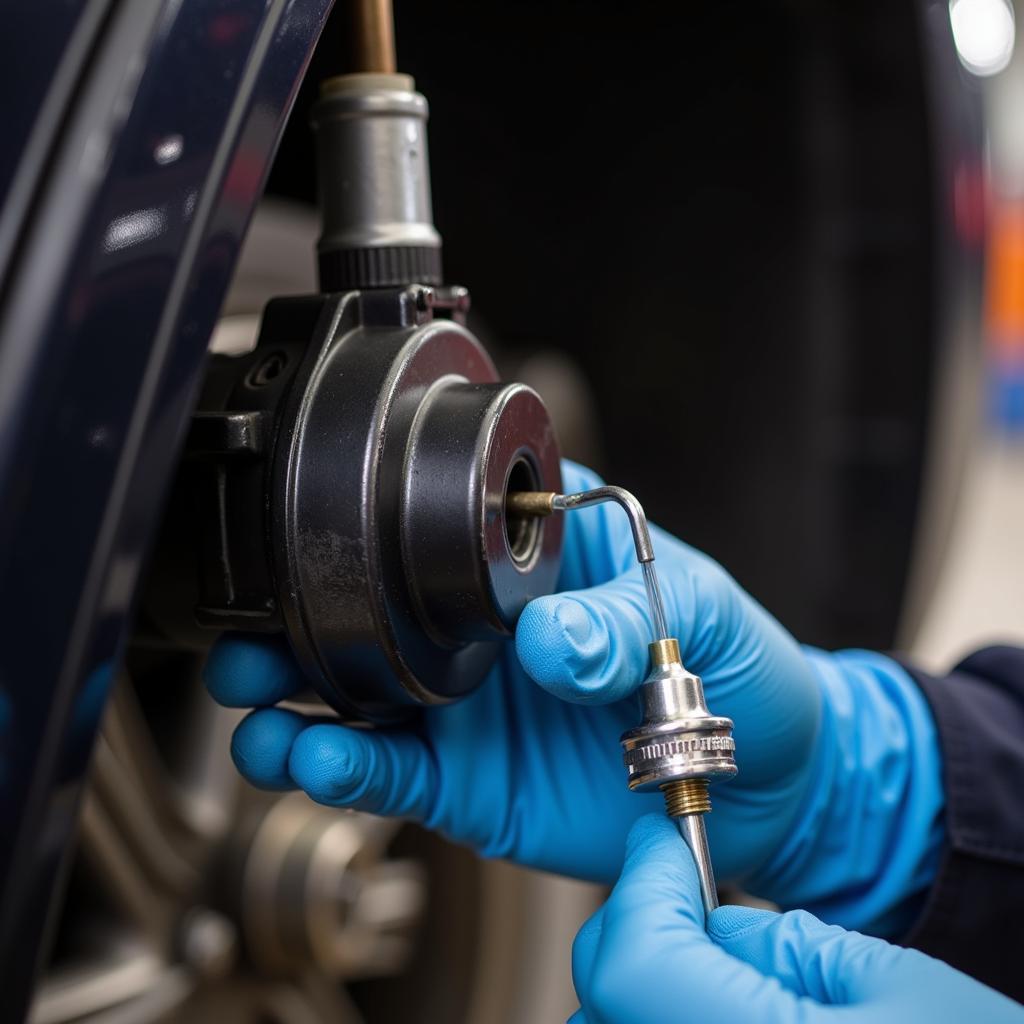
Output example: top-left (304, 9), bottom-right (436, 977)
top-left (24, 0), bottom-right (1024, 1021)
top-left (913, 0), bottom-right (1024, 670)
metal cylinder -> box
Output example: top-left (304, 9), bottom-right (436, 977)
top-left (312, 73), bottom-right (442, 290)
top-left (239, 795), bottom-right (424, 978)
top-left (349, 0), bottom-right (396, 73)
top-left (620, 655), bottom-right (737, 793)
top-left (402, 381), bottom-right (563, 645)
top-left (270, 292), bottom-right (563, 718)
top-left (675, 812), bottom-right (720, 916)
top-left (619, 645), bottom-right (734, 918)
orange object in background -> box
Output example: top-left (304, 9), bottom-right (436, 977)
top-left (984, 198), bottom-right (1024, 429)
top-left (986, 200), bottom-right (1024, 354)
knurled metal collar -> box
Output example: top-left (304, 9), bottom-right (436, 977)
top-left (619, 642), bottom-right (737, 792)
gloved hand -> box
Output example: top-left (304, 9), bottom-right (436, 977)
top-left (570, 814), bottom-right (1023, 1024)
top-left (205, 461), bottom-right (943, 930)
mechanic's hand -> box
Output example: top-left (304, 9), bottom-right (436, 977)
top-left (205, 462), bottom-right (942, 929)
top-left (570, 815), bottom-right (1022, 1024)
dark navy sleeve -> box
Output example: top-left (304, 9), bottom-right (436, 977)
top-left (896, 646), bottom-right (1024, 1002)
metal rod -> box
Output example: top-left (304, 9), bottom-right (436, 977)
top-left (674, 813), bottom-right (719, 918)
top-left (509, 484), bottom-right (723, 923)
top-left (509, 487), bottom-right (669, 642)
top-left (350, 0), bottom-right (396, 73)
top-left (551, 487), bottom-right (655, 562)
top-left (504, 491), bottom-right (555, 518)
top-left (641, 561), bottom-right (670, 642)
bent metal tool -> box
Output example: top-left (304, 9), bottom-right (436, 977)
top-left (506, 486), bottom-right (738, 918)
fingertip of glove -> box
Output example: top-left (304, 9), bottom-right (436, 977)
top-left (708, 904), bottom-right (779, 941)
top-left (288, 724), bottom-right (367, 805)
top-left (522, 594), bottom-right (592, 647)
top-left (204, 634), bottom-right (301, 707)
top-left (230, 708), bottom-right (305, 789)
top-left (623, 813), bottom-right (681, 864)
top-left (516, 596), bottom-right (617, 702)
top-left (615, 815), bottom-right (708, 928)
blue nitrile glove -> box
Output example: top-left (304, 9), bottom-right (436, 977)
top-left (205, 461), bottom-right (943, 931)
top-left (570, 815), bottom-right (1022, 1024)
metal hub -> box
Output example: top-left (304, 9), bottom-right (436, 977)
top-left (271, 288), bottom-right (563, 717)
top-left (31, 672), bottom-right (420, 1024)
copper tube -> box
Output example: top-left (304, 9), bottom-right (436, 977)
top-left (350, 0), bottom-right (396, 73)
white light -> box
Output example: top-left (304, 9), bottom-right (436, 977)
top-left (102, 206), bottom-right (167, 253)
top-left (153, 133), bottom-right (184, 165)
top-left (950, 0), bottom-right (1016, 77)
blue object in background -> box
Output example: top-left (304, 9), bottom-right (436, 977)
top-left (988, 352), bottom-right (1024, 432)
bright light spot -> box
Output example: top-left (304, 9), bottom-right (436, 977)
top-left (103, 206), bottom-right (167, 253)
top-left (153, 133), bottom-right (184, 165)
top-left (950, 0), bottom-right (1015, 77)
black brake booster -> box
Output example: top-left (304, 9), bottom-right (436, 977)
top-left (142, 72), bottom-right (563, 721)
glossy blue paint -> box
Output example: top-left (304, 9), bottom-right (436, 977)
top-left (0, 1), bottom-right (110, 285)
top-left (0, 0), bottom-right (333, 1014)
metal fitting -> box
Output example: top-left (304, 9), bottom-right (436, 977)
top-left (312, 73), bottom-right (442, 290)
top-left (506, 485), bottom-right (737, 918)
top-left (238, 795), bottom-right (425, 979)
top-left (620, 638), bottom-right (737, 794)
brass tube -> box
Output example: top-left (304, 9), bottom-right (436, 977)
top-left (505, 491), bottom-right (556, 518)
top-left (649, 638), bottom-right (682, 668)
top-left (350, 0), bottom-right (396, 73)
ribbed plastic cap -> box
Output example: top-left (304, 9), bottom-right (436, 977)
top-left (318, 245), bottom-right (442, 291)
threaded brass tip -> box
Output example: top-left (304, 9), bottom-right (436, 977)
top-left (661, 778), bottom-right (711, 817)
